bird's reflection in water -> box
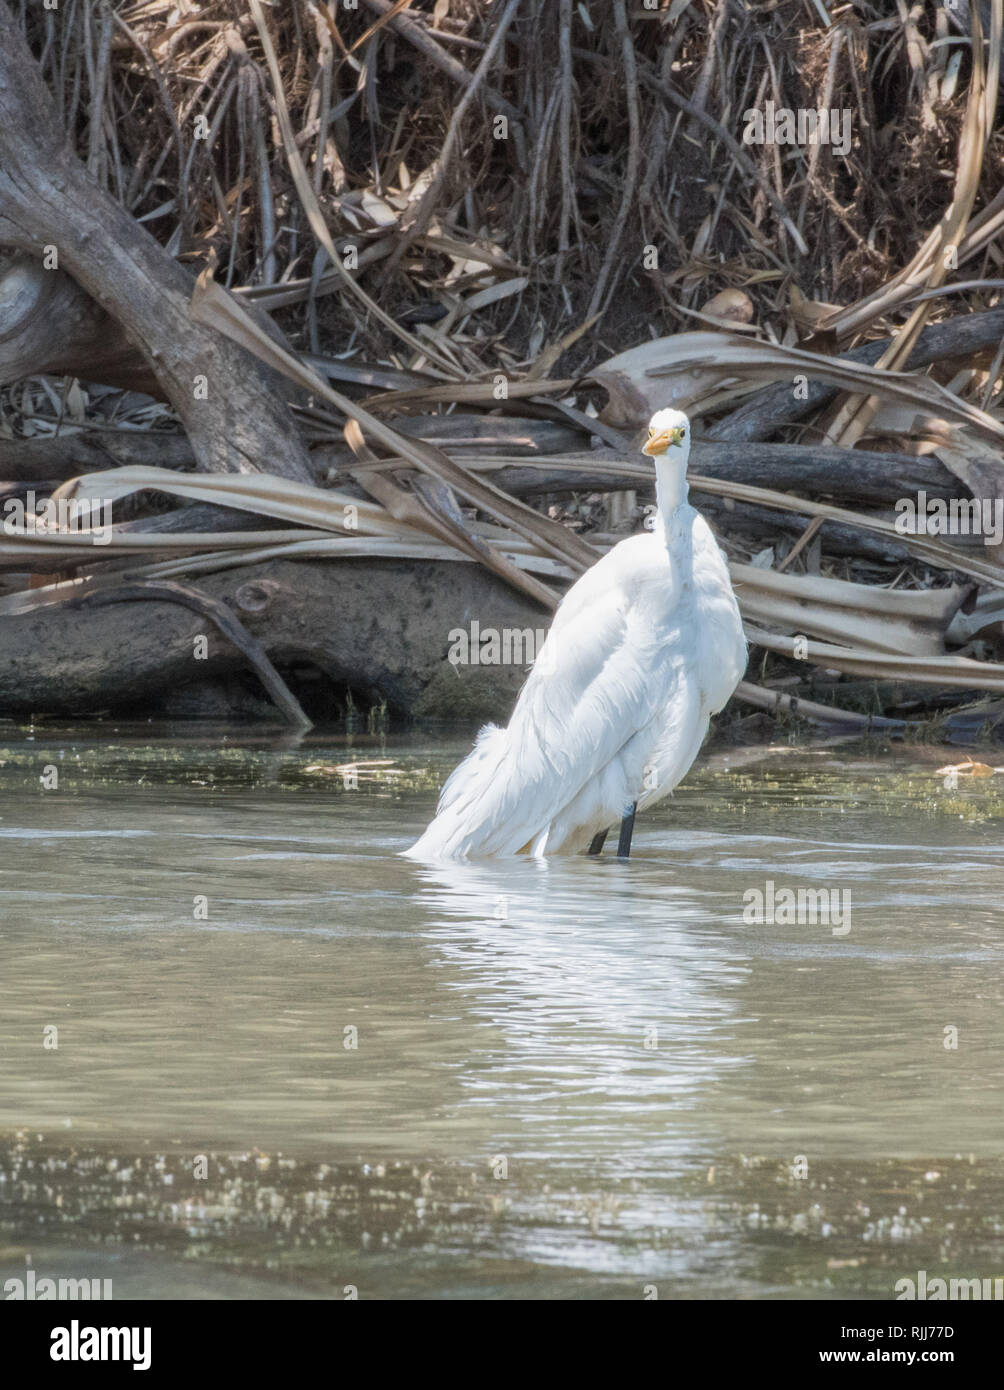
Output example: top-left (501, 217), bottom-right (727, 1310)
top-left (405, 854), bottom-right (750, 1167)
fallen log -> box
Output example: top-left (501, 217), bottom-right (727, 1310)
top-left (69, 580), bottom-right (311, 729)
top-left (468, 442), bottom-right (961, 505)
top-left (0, 431), bottom-right (194, 483)
top-left (0, 557), bottom-right (540, 720)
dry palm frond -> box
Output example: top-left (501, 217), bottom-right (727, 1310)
top-left (187, 267), bottom-right (597, 578)
top-left (601, 331), bottom-right (1004, 443)
top-left (745, 626), bottom-right (1004, 695)
top-left (730, 563), bottom-right (969, 656)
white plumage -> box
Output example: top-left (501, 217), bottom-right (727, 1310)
top-left (404, 407), bottom-right (747, 860)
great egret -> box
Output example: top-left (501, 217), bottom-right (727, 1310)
top-left (404, 407), bottom-right (747, 860)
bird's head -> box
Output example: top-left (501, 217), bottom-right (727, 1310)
top-left (642, 407), bottom-right (690, 458)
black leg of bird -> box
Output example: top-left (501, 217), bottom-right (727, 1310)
top-left (587, 828), bottom-right (608, 855)
top-left (616, 803), bottom-right (637, 858)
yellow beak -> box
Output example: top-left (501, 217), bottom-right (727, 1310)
top-left (642, 425), bottom-right (685, 456)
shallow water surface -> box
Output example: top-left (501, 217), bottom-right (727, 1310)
top-left (1, 727), bottom-right (1002, 1298)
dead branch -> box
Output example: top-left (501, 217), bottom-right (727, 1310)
top-left (0, 4), bottom-right (313, 483)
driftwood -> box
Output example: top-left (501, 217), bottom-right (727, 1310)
top-left (0, 6), bottom-right (312, 484)
top-left (0, 558), bottom-right (540, 719)
top-left (468, 442), bottom-right (960, 506)
top-left (690, 443), bottom-right (959, 505)
top-left (0, 431), bottom-right (195, 483)
top-left (70, 581), bottom-right (311, 729)
top-left (0, 253), bottom-right (161, 395)
top-left (0, 550), bottom-right (988, 727)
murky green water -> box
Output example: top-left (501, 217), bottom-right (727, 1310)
top-left (1, 725), bottom-right (1003, 1298)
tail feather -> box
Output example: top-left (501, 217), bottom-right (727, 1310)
top-left (403, 724), bottom-right (514, 859)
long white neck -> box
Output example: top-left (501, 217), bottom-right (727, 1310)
top-left (654, 449), bottom-right (690, 524)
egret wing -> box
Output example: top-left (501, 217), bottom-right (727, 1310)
top-left (469, 575), bottom-right (686, 853)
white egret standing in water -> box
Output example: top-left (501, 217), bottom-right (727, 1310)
top-left (404, 407), bottom-right (747, 860)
